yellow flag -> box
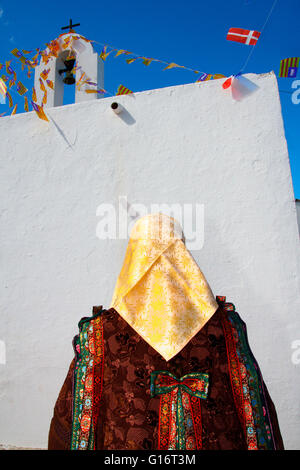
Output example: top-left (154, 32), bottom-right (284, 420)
top-left (85, 89), bottom-right (106, 94)
top-left (142, 58), bottom-right (153, 66)
top-left (115, 49), bottom-right (129, 57)
top-left (6, 91), bottom-right (13, 107)
top-left (31, 101), bottom-right (49, 122)
top-left (46, 79), bottom-right (54, 90)
top-left (42, 90), bottom-right (47, 106)
top-left (163, 62), bottom-right (184, 71)
top-left (24, 96), bottom-right (29, 112)
top-left (11, 104), bottom-right (17, 115)
top-left (32, 87), bottom-right (37, 102)
top-left (213, 74), bottom-right (226, 80)
top-left (39, 78), bottom-right (46, 92)
top-left (126, 58), bottom-right (137, 64)
top-left (100, 46), bottom-right (112, 61)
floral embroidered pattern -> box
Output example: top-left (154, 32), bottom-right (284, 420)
top-left (71, 309), bottom-right (104, 450)
top-left (226, 306), bottom-right (277, 449)
top-left (218, 296), bottom-right (277, 450)
top-left (150, 371), bottom-right (209, 450)
top-left (110, 213), bottom-right (219, 362)
top-left (49, 301), bottom-right (283, 451)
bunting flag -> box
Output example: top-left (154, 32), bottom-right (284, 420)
top-left (31, 101), bottom-right (49, 122)
top-left (11, 104), bottom-right (17, 115)
top-left (0, 77), bottom-right (7, 92)
top-left (42, 90), bottom-right (47, 106)
top-left (62, 37), bottom-right (72, 51)
top-left (39, 78), bottom-right (46, 92)
top-left (40, 68), bottom-right (50, 80)
top-left (126, 57), bottom-right (138, 64)
top-left (6, 91), bottom-right (13, 107)
top-left (142, 58), bottom-right (153, 66)
top-left (46, 79), bottom-right (54, 90)
top-left (116, 84), bottom-right (133, 95)
top-left (41, 51), bottom-right (51, 65)
top-left (115, 49), bottom-right (129, 57)
top-left (32, 87), bottom-right (37, 102)
top-left (196, 73), bottom-right (212, 82)
top-left (279, 57), bottom-right (299, 78)
top-left (76, 72), bottom-right (86, 90)
top-left (31, 50), bottom-right (40, 64)
top-left (48, 39), bottom-right (60, 57)
top-left (226, 27), bottom-right (261, 46)
top-left (11, 48), bottom-right (24, 59)
top-left (83, 80), bottom-right (97, 86)
top-left (0, 78), bottom-right (6, 104)
top-left (6, 61), bottom-right (13, 74)
top-left (222, 76), bottom-right (233, 89)
top-left (11, 49), bottom-right (26, 65)
top-left (0, 64), bottom-right (3, 70)
top-left (213, 73), bottom-right (226, 80)
top-left (163, 62), bottom-right (184, 71)
top-left (100, 45), bottom-right (112, 61)
top-left (85, 89), bottom-right (106, 94)
top-left (24, 96), bottom-right (29, 112)
top-left (8, 77), bottom-right (16, 88)
top-left (16, 81), bottom-right (28, 96)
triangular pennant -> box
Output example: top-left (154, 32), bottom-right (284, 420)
top-left (24, 96), bottom-right (29, 112)
top-left (11, 104), bottom-right (17, 115)
top-left (116, 84), bottom-right (133, 95)
top-left (163, 62), bottom-right (184, 71)
top-left (142, 58), bottom-right (153, 66)
top-left (31, 101), bottom-right (49, 122)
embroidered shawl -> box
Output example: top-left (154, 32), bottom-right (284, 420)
top-left (110, 213), bottom-right (218, 361)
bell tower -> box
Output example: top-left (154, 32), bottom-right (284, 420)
top-left (34, 20), bottom-right (104, 108)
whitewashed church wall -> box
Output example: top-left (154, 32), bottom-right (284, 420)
top-left (0, 72), bottom-right (299, 449)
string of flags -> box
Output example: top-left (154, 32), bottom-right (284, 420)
top-left (0, 2), bottom-right (297, 122)
top-left (96, 40), bottom-right (226, 82)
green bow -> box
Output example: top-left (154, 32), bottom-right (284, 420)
top-left (150, 370), bottom-right (209, 449)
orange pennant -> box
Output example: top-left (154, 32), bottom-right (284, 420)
top-left (163, 62), bottom-right (184, 71)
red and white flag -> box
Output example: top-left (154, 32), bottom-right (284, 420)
top-left (227, 27), bottom-right (261, 46)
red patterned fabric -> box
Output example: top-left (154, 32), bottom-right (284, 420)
top-left (48, 304), bottom-right (284, 450)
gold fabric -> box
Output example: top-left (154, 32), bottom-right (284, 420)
top-left (110, 213), bottom-right (218, 361)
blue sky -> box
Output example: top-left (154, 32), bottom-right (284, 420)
top-left (0, 0), bottom-right (299, 196)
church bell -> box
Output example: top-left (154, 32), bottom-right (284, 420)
top-left (58, 57), bottom-right (76, 85)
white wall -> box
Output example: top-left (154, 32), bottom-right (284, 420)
top-left (0, 72), bottom-right (299, 449)
top-left (296, 200), bottom-right (300, 237)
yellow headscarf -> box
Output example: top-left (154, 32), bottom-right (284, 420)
top-left (110, 213), bottom-right (218, 361)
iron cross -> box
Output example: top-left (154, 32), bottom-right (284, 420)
top-left (61, 19), bottom-right (80, 32)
